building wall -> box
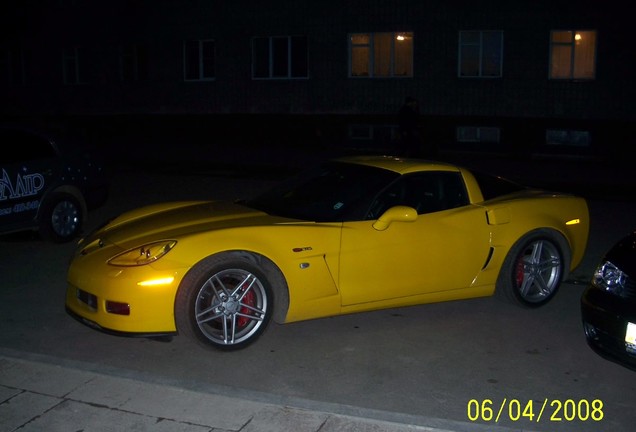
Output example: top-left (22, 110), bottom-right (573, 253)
top-left (1, 1), bottom-right (633, 156)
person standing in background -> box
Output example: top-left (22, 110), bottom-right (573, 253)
top-left (397, 97), bottom-right (421, 157)
top-left (397, 97), bottom-right (437, 158)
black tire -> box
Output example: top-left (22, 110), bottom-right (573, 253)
top-left (175, 252), bottom-right (274, 351)
top-left (38, 192), bottom-right (84, 243)
top-left (496, 229), bottom-right (569, 308)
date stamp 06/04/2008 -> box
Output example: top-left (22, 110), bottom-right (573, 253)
top-left (467, 398), bottom-right (604, 425)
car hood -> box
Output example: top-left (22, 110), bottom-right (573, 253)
top-left (90, 200), bottom-right (295, 246)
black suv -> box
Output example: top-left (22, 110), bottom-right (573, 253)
top-left (0, 125), bottom-right (110, 242)
top-left (581, 230), bottom-right (636, 371)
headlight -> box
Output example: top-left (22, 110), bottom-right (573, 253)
top-left (108, 240), bottom-right (177, 267)
top-left (591, 260), bottom-right (627, 295)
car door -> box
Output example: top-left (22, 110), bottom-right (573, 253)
top-left (0, 128), bottom-right (59, 230)
top-left (338, 171), bottom-right (492, 306)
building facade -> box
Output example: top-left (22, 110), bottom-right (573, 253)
top-left (1, 1), bottom-right (633, 157)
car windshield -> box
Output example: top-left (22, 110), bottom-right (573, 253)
top-left (244, 161), bottom-right (399, 222)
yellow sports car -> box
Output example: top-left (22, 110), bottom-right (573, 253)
top-left (66, 156), bottom-right (589, 350)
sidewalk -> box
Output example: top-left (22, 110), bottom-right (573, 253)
top-left (0, 350), bottom-right (519, 432)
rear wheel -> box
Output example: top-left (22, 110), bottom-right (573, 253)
top-left (175, 253), bottom-right (273, 350)
top-left (496, 230), bottom-right (569, 307)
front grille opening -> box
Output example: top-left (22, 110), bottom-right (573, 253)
top-left (76, 289), bottom-right (97, 310)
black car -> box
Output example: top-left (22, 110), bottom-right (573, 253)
top-left (0, 125), bottom-right (110, 243)
top-left (581, 230), bottom-right (636, 371)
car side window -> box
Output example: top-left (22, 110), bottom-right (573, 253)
top-left (366, 171), bottom-right (468, 218)
top-left (407, 172), bottom-right (469, 214)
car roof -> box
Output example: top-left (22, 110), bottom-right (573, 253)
top-left (333, 155), bottom-right (462, 175)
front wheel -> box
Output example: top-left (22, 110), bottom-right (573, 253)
top-left (175, 253), bottom-right (273, 351)
top-left (496, 230), bottom-right (569, 307)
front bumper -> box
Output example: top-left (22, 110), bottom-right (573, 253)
top-left (65, 305), bottom-right (176, 339)
top-left (65, 254), bottom-right (186, 334)
top-left (580, 285), bottom-right (636, 371)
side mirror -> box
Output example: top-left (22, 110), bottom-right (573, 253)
top-left (372, 205), bottom-right (417, 231)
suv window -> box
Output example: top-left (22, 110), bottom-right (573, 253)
top-left (1, 129), bottom-right (57, 163)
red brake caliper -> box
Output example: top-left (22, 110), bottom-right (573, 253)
top-left (237, 287), bottom-right (255, 328)
top-left (515, 257), bottom-right (525, 287)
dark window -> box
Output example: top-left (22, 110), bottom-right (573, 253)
top-left (1, 48), bottom-right (27, 85)
top-left (63, 47), bottom-right (86, 84)
top-left (120, 44), bottom-right (149, 82)
top-left (252, 36), bottom-right (308, 79)
top-left (184, 39), bottom-right (215, 81)
top-left (459, 31), bottom-right (503, 78)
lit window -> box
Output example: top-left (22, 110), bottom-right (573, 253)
top-left (252, 36), bottom-right (308, 79)
top-left (184, 39), bottom-right (215, 81)
top-left (349, 32), bottom-right (413, 78)
top-left (549, 30), bottom-right (596, 80)
top-left (458, 31), bottom-right (503, 77)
